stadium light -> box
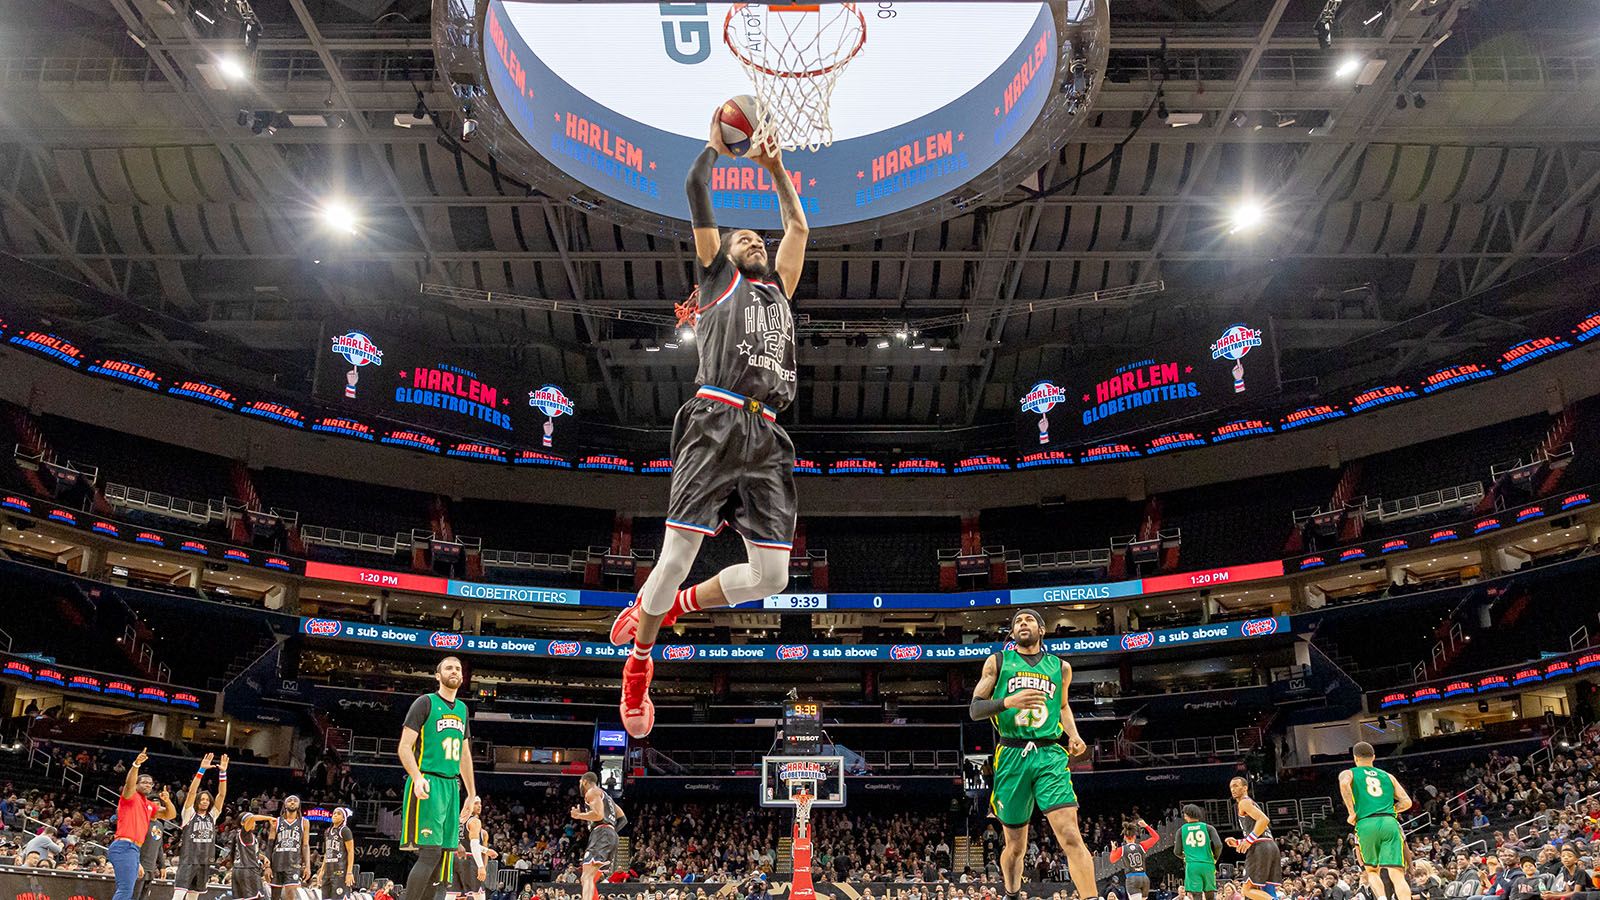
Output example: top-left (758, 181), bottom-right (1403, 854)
top-left (217, 55), bottom-right (248, 82)
top-left (678, 326), bottom-right (695, 343)
top-left (1228, 199), bottom-right (1267, 235)
top-left (321, 200), bottom-right (358, 235)
top-left (1335, 57), bottom-right (1361, 79)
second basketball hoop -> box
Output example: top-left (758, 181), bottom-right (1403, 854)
top-left (723, 2), bottom-right (868, 152)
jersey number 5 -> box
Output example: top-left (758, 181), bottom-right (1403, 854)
top-left (1014, 706), bottom-right (1047, 728)
top-left (1364, 774), bottom-right (1383, 797)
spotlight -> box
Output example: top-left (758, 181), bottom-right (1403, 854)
top-left (875, 338), bottom-right (890, 350)
top-left (320, 200), bottom-right (358, 235)
top-left (678, 326), bottom-right (695, 343)
top-left (1228, 112), bottom-right (1248, 128)
top-left (1335, 57), bottom-right (1361, 79)
top-left (1228, 199), bottom-right (1266, 234)
top-left (1412, 92), bottom-right (1427, 108)
top-left (461, 116), bottom-right (479, 143)
top-left (894, 327), bottom-right (909, 341)
top-left (242, 18), bottom-right (261, 54)
top-left (1314, 17), bottom-right (1333, 50)
top-left (217, 55), bottom-right (248, 82)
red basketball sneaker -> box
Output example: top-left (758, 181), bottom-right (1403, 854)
top-left (620, 655), bottom-right (655, 738)
top-left (608, 588), bottom-right (699, 646)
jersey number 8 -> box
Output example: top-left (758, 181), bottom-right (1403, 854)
top-left (442, 737), bottom-right (463, 761)
top-left (1364, 774), bottom-right (1383, 797)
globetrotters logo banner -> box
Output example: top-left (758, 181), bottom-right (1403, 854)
top-left (1021, 321), bottom-right (1278, 449)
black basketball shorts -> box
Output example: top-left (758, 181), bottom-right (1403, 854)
top-left (1243, 839), bottom-right (1282, 887)
top-left (581, 826), bottom-right (618, 870)
top-left (665, 394), bottom-right (797, 549)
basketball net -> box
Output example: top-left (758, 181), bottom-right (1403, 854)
top-left (790, 788), bottom-right (816, 900)
top-left (723, 3), bottom-right (867, 152)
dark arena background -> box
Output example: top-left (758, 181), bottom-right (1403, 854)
top-left (2, 2), bottom-right (1600, 900)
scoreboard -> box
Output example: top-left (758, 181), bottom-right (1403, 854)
top-left (783, 700), bottom-right (824, 756)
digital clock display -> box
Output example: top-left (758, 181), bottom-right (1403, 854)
top-left (783, 700), bottom-right (824, 756)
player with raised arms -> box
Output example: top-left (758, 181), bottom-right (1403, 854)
top-left (398, 657), bottom-right (479, 900)
top-left (968, 608), bottom-right (1100, 900)
top-left (1340, 741), bottom-right (1414, 900)
top-left (609, 97), bottom-right (809, 738)
top-left (172, 752), bottom-right (227, 900)
top-left (1227, 777), bottom-right (1282, 900)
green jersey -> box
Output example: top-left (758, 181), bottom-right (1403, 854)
top-left (404, 692), bottom-right (471, 776)
top-left (1178, 821), bottom-right (1219, 865)
top-left (1348, 765), bottom-right (1396, 819)
top-left (990, 650), bottom-right (1064, 740)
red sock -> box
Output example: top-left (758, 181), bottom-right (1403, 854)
top-left (630, 641), bottom-right (653, 663)
top-left (676, 586), bottom-right (700, 613)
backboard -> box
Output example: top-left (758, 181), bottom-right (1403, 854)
top-left (760, 755), bottom-right (846, 808)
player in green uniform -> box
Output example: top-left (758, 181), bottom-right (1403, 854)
top-left (968, 609), bottom-right (1098, 900)
top-left (1174, 805), bottom-right (1222, 900)
top-left (398, 657), bottom-right (479, 900)
top-left (1339, 742), bottom-right (1414, 900)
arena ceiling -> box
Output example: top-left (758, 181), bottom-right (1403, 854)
top-left (1, 0), bottom-right (1598, 434)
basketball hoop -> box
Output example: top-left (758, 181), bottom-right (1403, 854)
top-left (723, 3), bottom-right (867, 152)
top-left (792, 788), bottom-right (815, 831)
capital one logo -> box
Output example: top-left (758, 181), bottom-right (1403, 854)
top-left (662, 646), bottom-right (696, 661)
top-left (890, 645), bottom-right (923, 661)
top-left (1120, 632), bottom-right (1154, 651)
top-left (547, 641), bottom-right (581, 657)
top-left (1242, 618), bottom-right (1279, 637)
top-left (304, 619), bottom-right (343, 637)
top-left (776, 644), bottom-right (810, 661)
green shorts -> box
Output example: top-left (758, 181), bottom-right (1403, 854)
top-left (988, 743), bottom-right (1076, 827)
top-left (1355, 815), bottom-right (1404, 868)
top-left (401, 773), bottom-right (460, 850)
top-left (1184, 863), bottom-right (1217, 892)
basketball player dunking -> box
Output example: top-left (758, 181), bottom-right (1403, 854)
top-left (969, 609), bottom-right (1100, 900)
top-left (609, 110), bottom-right (809, 737)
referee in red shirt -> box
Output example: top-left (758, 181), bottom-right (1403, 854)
top-left (109, 749), bottom-right (177, 900)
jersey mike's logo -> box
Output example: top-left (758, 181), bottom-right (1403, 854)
top-left (528, 384), bottom-right (574, 448)
top-left (776, 644), bottom-right (810, 661)
top-left (304, 619), bottom-right (343, 637)
top-left (1210, 324), bottom-right (1262, 394)
top-left (429, 632), bottom-right (464, 649)
top-left (1242, 618), bottom-right (1279, 637)
top-left (662, 645), bottom-right (696, 661)
top-left (330, 331), bottom-right (383, 399)
top-left (547, 640), bottom-right (581, 657)
top-left (890, 644), bottom-right (923, 661)
top-left (1120, 631), bottom-right (1155, 651)
top-left (1020, 381), bottom-right (1066, 445)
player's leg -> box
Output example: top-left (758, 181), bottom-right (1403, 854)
top-left (1364, 868), bottom-right (1387, 900)
top-left (581, 863), bottom-right (601, 900)
top-left (1036, 749), bottom-right (1098, 900)
top-left (1382, 868), bottom-right (1411, 900)
top-left (999, 824), bottom-right (1029, 897)
top-left (403, 776), bottom-right (451, 900)
top-left (1042, 806), bottom-right (1100, 900)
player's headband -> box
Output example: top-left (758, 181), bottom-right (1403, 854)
top-left (1010, 608), bottom-right (1045, 631)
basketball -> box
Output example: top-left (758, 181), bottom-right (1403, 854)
top-left (715, 94), bottom-right (762, 157)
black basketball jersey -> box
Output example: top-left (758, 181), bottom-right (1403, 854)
top-left (178, 811), bottom-right (218, 866)
top-left (458, 818), bottom-right (476, 852)
top-left (323, 825), bottom-right (351, 868)
top-left (692, 254), bottom-right (797, 411)
top-left (273, 815), bottom-right (303, 856)
top-left (233, 828), bottom-right (263, 872)
top-left (1119, 840), bottom-right (1147, 872)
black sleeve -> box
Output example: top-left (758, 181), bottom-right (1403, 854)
top-left (686, 145), bottom-right (718, 230)
top-left (1206, 825), bottom-right (1223, 860)
top-left (460, 705), bottom-right (472, 743)
top-left (402, 695), bottom-right (430, 732)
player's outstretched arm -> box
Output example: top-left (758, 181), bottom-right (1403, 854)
top-left (688, 115), bottom-right (726, 268)
top-left (750, 144), bottom-right (809, 297)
